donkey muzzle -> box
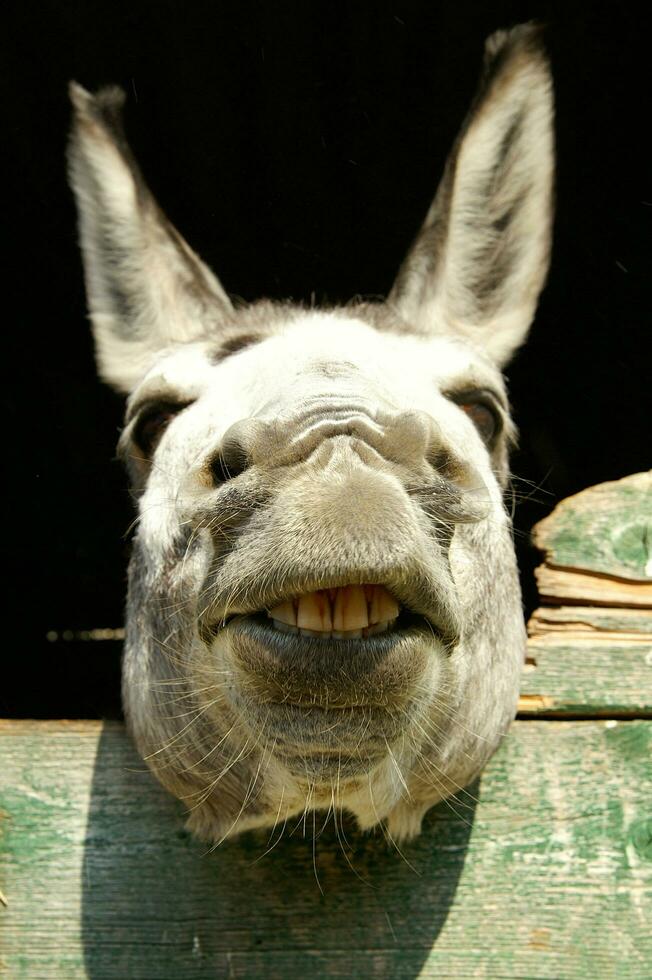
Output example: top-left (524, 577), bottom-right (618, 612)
top-left (220, 612), bottom-right (443, 779)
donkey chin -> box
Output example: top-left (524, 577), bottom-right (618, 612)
top-left (69, 23), bottom-right (554, 844)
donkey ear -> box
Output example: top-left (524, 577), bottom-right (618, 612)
top-left (68, 83), bottom-right (233, 393)
top-left (389, 24), bottom-right (554, 367)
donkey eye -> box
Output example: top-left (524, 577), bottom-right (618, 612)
top-left (458, 400), bottom-right (499, 444)
top-left (446, 389), bottom-right (503, 445)
top-left (134, 403), bottom-right (186, 456)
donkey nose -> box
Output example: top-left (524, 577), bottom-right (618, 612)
top-left (212, 406), bottom-right (440, 481)
top-left (210, 417), bottom-right (272, 484)
top-left (293, 406), bottom-right (435, 471)
top-left (377, 409), bottom-right (432, 466)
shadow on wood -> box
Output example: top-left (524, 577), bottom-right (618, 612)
top-left (81, 726), bottom-right (476, 978)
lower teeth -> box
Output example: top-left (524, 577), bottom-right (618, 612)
top-left (272, 620), bottom-right (391, 638)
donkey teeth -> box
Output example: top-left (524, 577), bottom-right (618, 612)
top-left (270, 620), bottom-right (391, 638)
top-left (267, 600), bottom-right (296, 627)
top-left (267, 584), bottom-right (400, 634)
top-left (369, 586), bottom-right (400, 626)
top-left (333, 585), bottom-right (368, 631)
top-left (297, 591), bottom-right (332, 632)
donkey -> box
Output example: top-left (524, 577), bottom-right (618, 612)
top-left (68, 24), bottom-right (553, 843)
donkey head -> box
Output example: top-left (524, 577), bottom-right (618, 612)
top-left (69, 25), bottom-right (553, 843)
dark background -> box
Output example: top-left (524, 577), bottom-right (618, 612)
top-left (3, 1), bottom-right (649, 718)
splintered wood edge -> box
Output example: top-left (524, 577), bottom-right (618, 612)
top-left (517, 694), bottom-right (556, 712)
top-left (534, 565), bottom-right (652, 608)
top-left (0, 719), bottom-right (108, 735)
top-left (528, 604), bottom-right (652, 642)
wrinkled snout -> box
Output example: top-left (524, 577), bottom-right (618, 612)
top-left (216, 390), bottom-right (476, 484)
top-left (193, 390), bottom-right (484, 780)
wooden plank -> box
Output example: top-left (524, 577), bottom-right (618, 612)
top-left (523, 474), bottom-right (652, 716)
top-left (528, 605), bottom-right (652, 642)
top-left (1, 720), bottom-right (650, 978)
top-left (532, 470), bottom-right (652, 581)
top-left (519, 639), bottom-right (652, 716)
top-left (534, 565), bottom-right (652, 608)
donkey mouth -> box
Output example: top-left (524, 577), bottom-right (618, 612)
top-left (211, 583), bottom-right (435, 644)
top-left (266, 584), bottom-right (401, 639)
top-left (208, 579), bottom-right (452, 647)
top-left (216, 583), bottom-right (445, 765)
top-left (222, 603), bottom-right (437, 771)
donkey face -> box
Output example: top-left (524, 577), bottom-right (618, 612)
top-left (69, 25), bottom-right (553, 843)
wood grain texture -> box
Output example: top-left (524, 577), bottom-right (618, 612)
top-left (528, 605), bottom-right (652, 641)
top-left (532, 471), bottom-right (652, 581)
top-left (519, 640), bottom-right (652, 716)
top-left (522, 473), bottom-right (652, 718)
top-left (534, 565), bottom-right (652, 608)
top-left (1, 720), bottom-right (651, 978)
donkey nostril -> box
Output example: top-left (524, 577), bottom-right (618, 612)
top-left (210, 444), bottom-right (249, 485)
top-left (427, 448), bottom-right (455, 477)
top-left (427, 448), bottom-right (479, 491)
top-left (209, 417), bottom-right (269, 486)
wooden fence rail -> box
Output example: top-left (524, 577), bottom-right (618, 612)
top-left (1, 472), bottom-right (650, 978)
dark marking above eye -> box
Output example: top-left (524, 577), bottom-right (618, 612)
top-left (210, 333), bottom-right (262, 364)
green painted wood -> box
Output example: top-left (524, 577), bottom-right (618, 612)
top-left (1, 720), bottom-right (650, 978)
top-left (528, 605), bottom-right (652, 637)
top-left (533, 471), bottom-right (652, 581)
top-left (519, 640), bottom-right (652, 716)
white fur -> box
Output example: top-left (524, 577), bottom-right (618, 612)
top-left (390, 25), bottom-right (554, 366)
top-left (69, 25), bottom-right (554, 843)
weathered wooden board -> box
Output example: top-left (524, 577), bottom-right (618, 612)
top-left (1, 719), bottom-right (650, 979)
top-left (521, 473), bottom-right (652, 717)
top-left (3, 474), bottom-right (650, 978)
top-left (528, 605), bottom-right (652, 641)
top-left (532, 471), bottom-right (652, 581)
top-left (519, 639), bottom-right (652, 716)
top-left (534, 565), bottom-right (652, 608)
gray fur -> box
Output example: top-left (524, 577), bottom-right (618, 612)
top-left (68, 24), bottom-right (554, 843)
